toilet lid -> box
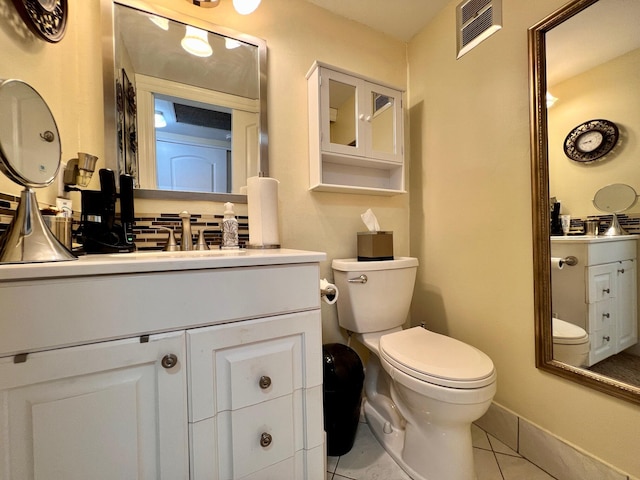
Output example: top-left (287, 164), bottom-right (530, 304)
top-left (379, 327), bottom-right (495, 389)
top-left (552, 318), bottom-right (589, 345)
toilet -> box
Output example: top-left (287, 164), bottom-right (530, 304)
top-left (552, 317), bottom-right (590, 367)
top-left (332, 257), bottom-right (496, 480)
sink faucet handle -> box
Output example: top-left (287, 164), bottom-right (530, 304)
top-left (157, 226), bottom-right (179, 251)
top-left (195, 229), bottom-right (213, 251)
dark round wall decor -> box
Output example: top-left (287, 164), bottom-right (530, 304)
top-left (11, 0), bottom-right (68, 43)
top-left (563, 119), bottom-right (619, 163)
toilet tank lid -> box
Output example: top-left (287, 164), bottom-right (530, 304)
top-left (332, 257), bottom-right (419, 272)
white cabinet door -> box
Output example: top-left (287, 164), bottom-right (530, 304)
top-left (616, 259), bottom-right (638, 351)
top-left (0, 332), bottom-right (189, 480)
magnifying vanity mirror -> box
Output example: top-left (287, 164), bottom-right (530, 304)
top-left (0, 79), bottom-right (76, 263)
top-left (530, 0), bottom-right (640, 404)
top-left (102, 0), bottom-right (268, 202)
top-left (593, 183), bottom-right (638, 236)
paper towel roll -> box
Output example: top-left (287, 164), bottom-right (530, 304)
top-left (551, 257), bottom-right (564, 270)
top-left (320, 278), bottom-right (339, 305)
top-left (247, 176), bottom-right (280, 248)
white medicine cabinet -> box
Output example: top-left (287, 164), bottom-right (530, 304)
top-left (307, 62), bottom-right (405, 195)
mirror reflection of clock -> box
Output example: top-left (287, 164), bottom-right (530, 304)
top-left (576, 130), bottom-right (604, 153)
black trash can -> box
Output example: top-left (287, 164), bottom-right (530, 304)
top-left (322, 343), bottom-right (365, 456)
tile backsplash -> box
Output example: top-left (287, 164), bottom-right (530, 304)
top-left (0, 192), bottom-right (249, 251)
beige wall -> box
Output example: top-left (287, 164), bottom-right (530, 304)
top-left (408, 0), bottom-right (640, 476)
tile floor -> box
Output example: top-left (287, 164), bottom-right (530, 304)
top-left (327, 420), bottom-right (557, 480)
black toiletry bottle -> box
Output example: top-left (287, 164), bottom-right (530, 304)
top-left (550, 201), bottom-right (562, 235)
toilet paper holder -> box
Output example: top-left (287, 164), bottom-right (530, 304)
top-left (557, 256), bottom-right (578, 267)
top-left (321, 285), bottom-right (337, 300)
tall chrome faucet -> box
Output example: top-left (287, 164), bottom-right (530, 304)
top-left (179, 211), bottom-right (193, 251)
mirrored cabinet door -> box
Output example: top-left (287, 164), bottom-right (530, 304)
top-left (319, 67), bottom-right (403, 164)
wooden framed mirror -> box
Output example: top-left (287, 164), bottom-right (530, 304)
top-left (529, 0), bottom-right (640, 405)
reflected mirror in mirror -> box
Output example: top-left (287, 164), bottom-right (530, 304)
top-left (104, 0), bottom-right (268, 200)
top-left (593, 183), bottom-right (638, 214)
top-left (530, 0), bottom-right (640, 405)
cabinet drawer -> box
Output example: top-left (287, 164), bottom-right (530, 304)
top-left (187, 311), bottom-right (322, 422)
top-left (587, 265), bottom-right (616, 303)
top-left (219, 396), bottom-right (298, 479)
top-left (589, 300), bottom-right (615, 332)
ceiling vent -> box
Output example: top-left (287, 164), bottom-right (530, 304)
top-left (173, 103), bottom-right (232, 131)
top-left (456, 0), bottom-right (502, 59)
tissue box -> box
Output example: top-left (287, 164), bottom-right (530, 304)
top-left (357, 232), bottom-right (393, 261)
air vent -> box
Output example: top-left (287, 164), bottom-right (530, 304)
top-left (173, 103), bottom-right (231, 131)
top-left (456, 0), bottom-right (502, 59)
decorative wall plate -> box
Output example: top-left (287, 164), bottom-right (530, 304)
top-left (11, 0), bottom-right (68, 43)
top-left (563, 119), bottom-right (619, 163)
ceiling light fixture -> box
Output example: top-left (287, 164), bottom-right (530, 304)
top-left (181, 25), bottom-right (213, 57)
top-left (155, 110), bottom-right (167, 128)
top-left (186, 0), bottom-right (261, 15)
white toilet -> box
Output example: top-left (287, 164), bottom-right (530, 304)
top-left (332, 257), bottom-right (496, 480)
top-left (552, 317), bottom-right (590, 367)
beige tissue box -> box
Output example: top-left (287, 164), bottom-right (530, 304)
top-left (357, 232), bottom-right (393, 261)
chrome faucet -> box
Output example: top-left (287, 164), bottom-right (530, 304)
top-left (179, 211), bottom-right (193, 251)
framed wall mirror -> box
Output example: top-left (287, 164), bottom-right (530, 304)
top-left (101, 0), bottom-right (268, 202)
top-left (530, 0), bottom-right (640, 405)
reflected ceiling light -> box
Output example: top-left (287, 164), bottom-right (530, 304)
top-left (148, 14), bottom-right (169, 30)
top-left (186, 0), bottom-right (261, 15)
top-left (155, 110), bottom-right (167, 128)
top-left (225, 38), bottom-right (242, 49)
top-left (546, 91), bottom-right (558, 108)
top-left (181, 25), bottom-right (213, 57)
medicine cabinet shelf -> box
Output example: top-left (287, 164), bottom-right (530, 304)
top-left (307, 61), bottom-right (405, 196)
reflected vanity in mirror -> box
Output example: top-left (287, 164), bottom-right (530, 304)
top-left (102, 0), bottom-right (268, 202)
top-left (530, 0), bottom-right (640, 404)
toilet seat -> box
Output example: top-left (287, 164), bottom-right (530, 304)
top-left (552, 318), bottom-right (589, 345)
top-left (379, 327), bottom-right (495, 389)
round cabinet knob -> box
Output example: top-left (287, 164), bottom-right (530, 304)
top-left (161, 354), bottom-right (178, 369)
top-left (259, 375), bottom-right (272, 389)
top-left (602, 288), bottom-right (610, 294)
top-left (358, 114), bottom-right (365, 121)
top-left (618, 268), bottom-right (625, 274)
top-left (602, 313), bottom-right (610, 319)
top-left (603, 336), bottom-right (611, 342)
top-left (260, 432), bottom-right (272, 447)
top-left (365, 115), bottom-right (372, 122)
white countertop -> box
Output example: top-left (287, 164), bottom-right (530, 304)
top-left (0, 248), bottom-right (326, 281)
top-left (550, 234), bottom-right (639, 244)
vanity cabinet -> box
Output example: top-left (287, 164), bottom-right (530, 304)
top-left (0, 250), bottom-right (325, 480)
top-left (0, 332), bottom-right (189, 480)
top-left (307, 61), bottom-right (405, 195)
top-left (551, 236), bottom-right (638, 366)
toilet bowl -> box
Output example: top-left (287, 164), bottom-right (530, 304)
top-left (332, 257), bottom-right (497, 480)
top-left (552, 318), bottom-right (590, 367)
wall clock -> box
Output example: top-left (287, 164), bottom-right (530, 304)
top-left (563, 119), bottom-right (619, 163)
top-left (11, 0), bottom-right (68, 43)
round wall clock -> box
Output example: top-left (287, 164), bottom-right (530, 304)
top-left (11, 0), bottom-right (68, 43)
top-left (563, 119), bottom-right (619, 163)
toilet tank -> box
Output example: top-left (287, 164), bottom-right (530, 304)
top-left (332, 257), bottom-right (418, 333)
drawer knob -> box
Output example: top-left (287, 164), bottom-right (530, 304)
top-left (602, 288), bottom-right (610, 294)
top-left (618, 268), bottom-right (625, 274)
top-left (603, 336), bottom-right (611, 342)
top-left (602, 313), bottom-right (610, 319)
top-left (259, 375), bottom-right (272, 389)
top-left (161, 354), bottom-right (178, 369)
top-left (260, 432), bottom-right (272, 447)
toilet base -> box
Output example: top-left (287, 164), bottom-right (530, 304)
top-left (364, 399), bottom-right (479, 480)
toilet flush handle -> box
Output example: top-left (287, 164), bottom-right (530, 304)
top-left (348, 274), bottom-right (368, 284)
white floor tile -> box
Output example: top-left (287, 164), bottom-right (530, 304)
top-left (472, 424), bottom-right (492, 450)
top-left (474, 448), bottom-right (504, 480)
top-left (488, 434), bottom-right (520, 457)
top-left (496, 453), bottom-right (556, 480)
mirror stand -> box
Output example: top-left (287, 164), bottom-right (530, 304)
top-left (0, 189), bottom-right (76, 263)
